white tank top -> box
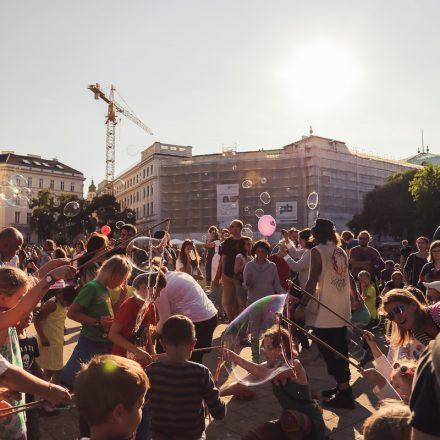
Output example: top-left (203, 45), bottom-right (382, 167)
top-left (305, 242), bottom-right (351, 328)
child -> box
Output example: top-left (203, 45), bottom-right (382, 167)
top-left (109, 271), bottom-right (167, 366)
top-left (34, 286), bottom-right (78, 382)
top-left (17, 313), bottom-right (44, 440)
top-left (74, 354), bottom-right (149, 440)
top-left (358, 270), bottom-right (377, 321)
top-left (144, 315), bottom-right (226, 439)
top-left (221, 326), bottom-right (325, 440)
top-left (61, 255), bottom-right (132, 391)
top-left (363, 399), bottom-right (410, 440)
top-left (0, 264), bottom-right (74, 440)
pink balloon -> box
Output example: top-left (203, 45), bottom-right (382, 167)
top-left (101, 225), bottom-right (111, 236)
top-left (258, 215), bottom-right (276, 237)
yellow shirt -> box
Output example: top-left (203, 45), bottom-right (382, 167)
top-left (108, 285), bottom-right (134, 307)
top-left (363, 284), bottom-right (377, 319)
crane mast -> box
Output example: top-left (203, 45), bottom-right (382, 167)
top-left (88, 83), bottom-right (153, 186)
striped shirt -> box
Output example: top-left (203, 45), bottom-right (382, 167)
top-left (146, 360), bottom-right (226, 439)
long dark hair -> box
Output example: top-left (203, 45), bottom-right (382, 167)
top-left (237, 237), bottom-right (252, 256)
top-left (179, 240), bottom-right (199, 269)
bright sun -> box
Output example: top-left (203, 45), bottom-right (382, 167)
top-left (276, 39), bottom-right (363, 112)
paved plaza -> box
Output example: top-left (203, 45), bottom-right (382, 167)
top-left (36, 317), bottom-right (377, 439)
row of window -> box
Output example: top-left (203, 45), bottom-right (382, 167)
top-left (133, 202), bottom-right (154, 219)
top-left (15, 212), bottom-right (32, 225)
top-left (115, 164), bottom-right (155, 195)
top-left (15, 176), bottom-right (75, 192)
top-left (120, 185), bottom-right (154, 208)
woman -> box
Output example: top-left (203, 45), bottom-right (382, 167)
top-left (234, 236), bottom-right (253, 310)
top-left (381, 289), bottom-right (440, 359)
top-left (204, 226), bottom-right (221, 286)
top-left (176, 240), bottom-right (203, 281)
top-left (279, 228), bottom-right (313, 289)
top-left (404, 237), bottom-right (429, 287)
top-left (71, 240), bottom-right (86, 268)
top-left (243, 240), bottom-right (285, 361)
top-left (418, 240), bottom-right (440, 291)
top-left (221, 327), bottom-right (325, 440)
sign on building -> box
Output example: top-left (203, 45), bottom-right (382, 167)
top-left (276, 201), bottom-right (298, 224)
top-left (217, 184), bottom-right (239, 228)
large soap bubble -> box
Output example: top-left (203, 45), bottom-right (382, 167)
top-left (307, 192), bottom-right (319, 210)
top-left (63, 201), bottom-right (80, 218)
top-left (126, 236), bottom-right (162, 272)
top-left (222, 294), bottom-right (290, 386)
top-left (242, 227), bottom-right (253, 238)
top-left (258, 215), bottom-right (276, 237)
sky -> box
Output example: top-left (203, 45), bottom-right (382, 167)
top-left (1, 0), bottom-right (439, 193)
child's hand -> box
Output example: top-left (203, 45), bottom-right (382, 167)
top-left (43, 384), bottom-right (72, 406)
top-left (99, 316), bottom-right (113, 331)
top-left (361, 368), bottom-right (386, 389)
top-left (39, 258), bottom-right (71, 277)
top-left (134, 348), bottom-right (152, 366)
top-left (362, 330), bottom-right (376, 345)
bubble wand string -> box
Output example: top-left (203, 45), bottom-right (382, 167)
top-left (277, 313), bottom-right (363, 373)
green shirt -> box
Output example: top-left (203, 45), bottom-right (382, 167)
top-left (74, 280), bottom-right (112, 342)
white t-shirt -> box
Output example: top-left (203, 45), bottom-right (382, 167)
top-left (155, 271), bottom-right (217, 332)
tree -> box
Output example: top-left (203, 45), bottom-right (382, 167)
top-left (347, 170), bottom-right (418, 240)
top-left (409, 164), bottom-right (440, 237)
top-left (30, 191), bottom-right (136, 243)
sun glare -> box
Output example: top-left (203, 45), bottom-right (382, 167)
top-left (276, 39), bottom-right (363, 112)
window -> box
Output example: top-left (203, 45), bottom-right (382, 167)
top-left (147, 203), bottom-right (150, 217)
top-left (143, 205), bottom-right (146, 216)
top-left (42, 163), bottom-right (50, 167)
top-left (39, 178), bottom-right (43, 188)
top-left (150, 164), bottom-right (153, 174)
top-left (136, 175), bottom-right (139, 183)
top-left (70, 183), bottom-right (75, 192)
top-left (147, 186), bottom-right (149, 197)
top-left (33, 161), bottom-right (41, 166)
top-left (14, 212), bottom-right (20, 224)
top-left (150, 201), bottom-right (153, 216)
top-left (21, 159), bottom-right (31, 164)
top-left (27, 177), bottom-right (32, 188)
top-left (50, 180), bottom-right (54, 189)
top-left (147, 167), bottom-right (149, 177)
top-left (143, 169), bottom-right (145, 178)
top-left (60, 181), bottom-right (65, 191)
top-left (136, 207), bottom-right (139, 218)
top-left (56, 164), bottom-right (64, 169)
top-left (26, 232), bottom-right (31, 243)
top-left (143, 188), bottom-right (145, 199)
top-left (136, 192), bottom-right (139, 202)
top-left (27, 213), bottom-right (31, 225)
top-left (151, 185), bottom-right (153, 196)
top-left (130, 194), bottom-right (133, 204)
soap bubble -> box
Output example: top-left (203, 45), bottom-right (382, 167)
top-left (244, 206), bottom-right (250, 214)
top-left (242, 227), bottom-right (253, 238)
top-left (258, 215), bottom-right (276, 237)
top-left (242, 180), bottom-right (252, 189)
top-left (101, 225), bottom-right (111, 236)
top-left (0, 182), bottom-right (19, 200)
top-left (63, 201), bottom-right (80, 218)
top-left (255, 208), bottom-right (264, 219)
top-left (132, 272), bottom-right (157, 303)
top-left (8, 195), bottom-right (30, 209)
top-left (286, 187), bottom-right (291, 193)
top-left (307, 192), bottom-right (319, 210)
top-left (232, 165), bottom-right (237, 171)
top-left (201, 234), bottom-right (207, 241)
top-left (244, 223), bottom-right (252, 230)
top-left (126, 236), bottom-right (162, 272)
top-left (115, 221), bottom-right (125, 230)
top-left (9, 174), bottom-right (26, 187)
top-left (260, 177), bottom-right (267, 184)
top-left (126, 212), bottom-right (134, 219)
top-left (222, 294), bottom-right (290, 385)
top-left (126, 145), bottom-right (139, 157)
top-left (259, 192), bottom-right (271, 205)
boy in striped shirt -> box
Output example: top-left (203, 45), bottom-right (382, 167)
top-left (146, 315), bottom-right (226, 439)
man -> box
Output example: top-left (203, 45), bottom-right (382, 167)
top-left (349, 230), bottom-right (385, 281)
top-left (120, 223), bottom-right (137, 242)
top-left (38, 239), bottom-right (55, 268)
top-left (294, 218), bottom-right (355, 409)
top-left (0, 227), bottom-right (23, 266)
top-left (214, 219), bottom-right (243, 321)
top-left (341, 231), bottom-right (359, 253)
top-left (400, 239), bottom-right (412, 268)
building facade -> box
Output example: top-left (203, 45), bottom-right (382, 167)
top-left (0, 151), bottom-right (84, 243)
top-left (108, 135), bottom-right (420, 237)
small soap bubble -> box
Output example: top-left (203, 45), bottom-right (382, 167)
top-left (63, 201), bottom-right (80, 218)
top-left (242, 180), bottom-right (252, 189)
top-left (244, 224), bottom-right (252, 230)
top-left (255, 208), bottom-right (264, 218)
top-left (115, 221), bottom-right (125, 230)
top-left (232, 165), bottom-right (237, 171)
top-left (126, 212), bottom-right (134, 219)
top-left (259, 192), bottom-right (271, 205)
top-left (260, 177), bottom-right (267, 184)
top-left (307, 192), bottom-right (319, 210)
top-left (244, 206), bottom-right (250, 214)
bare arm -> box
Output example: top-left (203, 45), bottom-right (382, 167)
top-left (411, 429), bottom-right (440, 440)
top-left (302, 248), bottom-right (322, 306)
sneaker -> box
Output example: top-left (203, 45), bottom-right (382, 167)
top-left (322, 389), bottom-right (355, 409)
top-left (321, 386), bottom-right (338, 398)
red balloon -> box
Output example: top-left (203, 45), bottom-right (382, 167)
top-left (101, 225), bottom-right (111, 236)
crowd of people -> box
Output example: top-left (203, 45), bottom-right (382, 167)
top-left (0, 219), bottom-right (439, 440)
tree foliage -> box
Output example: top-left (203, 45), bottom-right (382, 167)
top-left (30, 191), bottom-right (136, 243)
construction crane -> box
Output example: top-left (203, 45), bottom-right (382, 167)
top-left (88, 83), bottom-right (153, 186)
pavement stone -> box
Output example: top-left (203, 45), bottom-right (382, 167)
top-left (36, 319), bottom-right (378, 439)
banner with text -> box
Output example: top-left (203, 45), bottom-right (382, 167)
top-left (276, 201), bottom-right (298, 224)
top-left (217, 184), bottom-right (239, 228)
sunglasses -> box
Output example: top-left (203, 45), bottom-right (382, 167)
top-left (393, 363), bottom-right (415, 376)
top-left (385, 304), bottom-right (405, 321)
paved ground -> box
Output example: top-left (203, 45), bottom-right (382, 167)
top-left (36, 318), bottom-right (378, 439)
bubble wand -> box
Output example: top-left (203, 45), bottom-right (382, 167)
top-left (276, 313), bottom-right (363, 372)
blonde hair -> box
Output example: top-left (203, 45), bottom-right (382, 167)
top-left (358, 270), bottom-right (371, 281)
top-left (0, 267), bottom-right (30, 297)
top-left (380, 289), bottom-right (428, 346)
top-left (363, 399), bottom-right (410, 440)
top-left (97, 255), bottom-right (132, 280)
